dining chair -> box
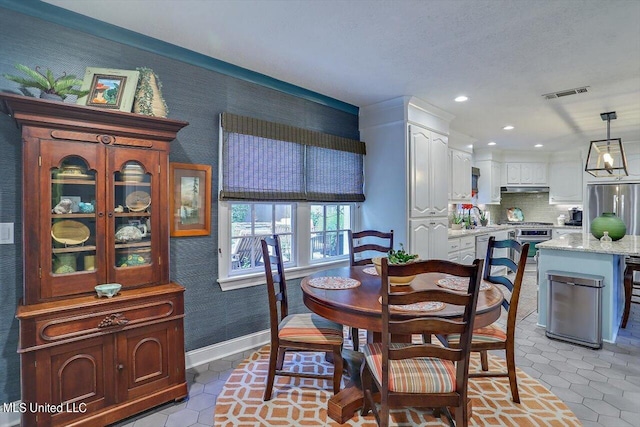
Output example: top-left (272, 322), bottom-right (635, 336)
top-left (361, 257), bottom-right (484, 427)
top-left (446, 236), bottom-right (529, 403)
top-left (621, 256), bottom-right (640, 328)
top-left (348, 229), bottom-right (394, 351)
top-left (260, 235), bottom-right (344, 401)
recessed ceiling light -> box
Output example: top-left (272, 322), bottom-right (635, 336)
top-left (534, 144), bottom-right (543, 148)
top-left (454, 96), bottom-right (468, 102)
top-left (467, 144), bottom-right (473, 149)
top-left (488, 142), bottom-right (497, 146)
top-left (503, 125), bottom-right (514, 130)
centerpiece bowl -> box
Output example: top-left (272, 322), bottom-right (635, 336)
top-left (372, 257), bottom-right (417, 285)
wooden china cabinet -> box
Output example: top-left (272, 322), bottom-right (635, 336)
top-left (0, 93), bottom-right (189, 427)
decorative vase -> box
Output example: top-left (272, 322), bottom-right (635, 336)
top-left (590, 212), bottom-right (626, 241)
top-left (480, 219), bottom-right (488, 227)
top-left (133, 67), bottom-right (168, 117)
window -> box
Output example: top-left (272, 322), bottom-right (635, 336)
top-left (310, 204), bottom-right (352, 261)
top-left (230, 202), bottom-right (293, 274)
top-left (218, 113), bottom-right (364, 289)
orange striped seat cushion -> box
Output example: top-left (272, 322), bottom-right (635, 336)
top-left (447, 323), bottom-right (507, 345)
top-left (278, 313), bottom-right (343, 345)
top-left (363, 343), bottom-right (456, 393)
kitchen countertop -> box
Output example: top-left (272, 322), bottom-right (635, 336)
top-left (448, 224), bottom-right (581, 238)
top-left (537, 232), bottom-right (640, 256)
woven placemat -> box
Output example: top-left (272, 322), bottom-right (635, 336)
top-left (308, 277), bottom-right (361, 289)
top-left (378, 296), bottom-right (445, 313)
top-left (362, 266), bottom-right (378, 276)
top-left (437, 275), bottom-right (492, 291)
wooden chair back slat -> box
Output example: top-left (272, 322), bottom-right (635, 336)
top-left (348, 229), bottom-right (394, 266)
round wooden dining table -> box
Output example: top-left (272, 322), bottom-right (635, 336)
top-left (300, 264), bottom-right (505, 424)
top-left (301, 265), bottom-right (504, 333)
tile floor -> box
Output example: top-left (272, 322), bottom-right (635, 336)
top-left (111, 273), bottom-right (640, 427)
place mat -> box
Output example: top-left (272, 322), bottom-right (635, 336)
top-left (308, 277), bottom-right (361, 290)
top-left (378, 296), bottom-right (445, 313)
top-left (437, 275), bottom-right (492, 292)
top-left (362, 266), bottom-right (378, 276)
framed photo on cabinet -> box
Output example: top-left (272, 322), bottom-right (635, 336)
top-left (170, 162), bottom-right (212, 237)
top-left (76, 67), bottom-right (139, 111)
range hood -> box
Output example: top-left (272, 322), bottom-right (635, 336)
top-left (501, 186), bottom-right (550, 194)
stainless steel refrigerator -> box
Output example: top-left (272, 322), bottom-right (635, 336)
top-left (587, 183), bottom-right (640, 236)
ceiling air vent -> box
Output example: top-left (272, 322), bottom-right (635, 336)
top-left (542, 86), bottom-right (590, 100)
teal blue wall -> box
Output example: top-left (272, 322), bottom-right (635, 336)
top-left (0, 3), bottom-right (359, 403)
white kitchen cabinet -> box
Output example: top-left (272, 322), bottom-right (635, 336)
top-left (448, 235), bottom-right (475, 264)
top-left (549, 158), bottom-right (583, 203)
top-left (411, 218), bottom-right (449, 261)
top-left (506, 162), bottom-right (547, 185)
top-left (475, 160), bottom-right (502, 204)
top-left (360, 96), bottom-right (454, 258)
top-left (410, 125), bottom-right (449, 217)
top-left (449, 148), bottom-right (472, 203)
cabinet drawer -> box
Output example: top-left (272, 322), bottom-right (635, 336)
top-left (31, 293), bottom-right (183, 348)
top-left (460, 236), bottom-right (475, 250)
top-left (448, 238), bottom-right (461, 254)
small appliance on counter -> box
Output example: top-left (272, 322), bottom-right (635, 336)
top-left (564, 207), bottom-right (582, 226)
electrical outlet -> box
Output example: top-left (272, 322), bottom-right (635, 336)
top-left (0, 223), bottom-right (14, 244)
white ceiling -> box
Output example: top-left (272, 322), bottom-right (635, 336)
top-left (44, 0), bottom-right (640, 151)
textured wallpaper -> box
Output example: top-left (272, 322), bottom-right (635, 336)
top-left (0, 8), bottom-right (358, 403)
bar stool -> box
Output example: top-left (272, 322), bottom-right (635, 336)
top-left (621, 257), bottom-right (640, 328)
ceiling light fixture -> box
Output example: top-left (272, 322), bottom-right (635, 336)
top-left (503, 125), bottom-right (514, 130)
top-left (488, 142), bottom-right (496, 146)
top-left (534, 144), bottom-right (543, 148)
top-left (585, 111), bottom-right (628, 177)
top-left (454, 96), bottom-right (468, 102)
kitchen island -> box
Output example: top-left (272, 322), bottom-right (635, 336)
top-left (537, 232), bottom-right (640, 343)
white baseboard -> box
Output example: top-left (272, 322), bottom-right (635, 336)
top-left (0, 331), bottom-right (270, 427)
top-left (185, 329), bottom-right (270, 369)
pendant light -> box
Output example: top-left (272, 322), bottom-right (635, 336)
top-left (585, 111), bottom-right (628, 177)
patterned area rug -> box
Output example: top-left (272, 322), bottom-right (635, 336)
top-left (214, 345), bottom-right (581, 426)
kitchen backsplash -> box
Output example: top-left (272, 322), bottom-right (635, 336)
top-left (484, 193), bottom-right (582, 224)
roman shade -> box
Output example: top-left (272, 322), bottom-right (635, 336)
top-left (220, 113), bottom-right (365, 202)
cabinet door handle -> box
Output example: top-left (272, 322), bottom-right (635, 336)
top-left (117, 364), bottom-right (124, 371)
top-left (108, 212), bottom-right (113, 218)
top-left (98, 212), bottom-right (104, 218)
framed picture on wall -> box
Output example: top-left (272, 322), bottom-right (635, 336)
top-left (76, 67), bottom-right (139, 111)
top-left (170, 162), bottom-right (212, 237)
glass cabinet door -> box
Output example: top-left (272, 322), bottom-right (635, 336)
top-left (42, 140), bottom-right (105, 299)
top-left (109, 148), bottom-right (161, 287)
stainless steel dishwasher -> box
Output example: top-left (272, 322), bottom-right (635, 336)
top-left (545, 271), bottom-right (604, 349)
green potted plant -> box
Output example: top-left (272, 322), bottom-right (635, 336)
top-left (372, 244), bottom-right (419, 285)
top-left (3, 64), bottom-right (89, 101)
top-left (478, 209), bottom-right (489, 227)
top-left (451, 211), bottom-right (464, 230)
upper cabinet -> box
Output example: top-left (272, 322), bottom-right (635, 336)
top-left (448, 148), bottom-right (472, 203)
top-left (359, 96), bottom-right (454, 256)
top-left (549, 157), bottom-right (583, 204)
top-left (505, 162), bottom-right (547, 185)
top-left (475, 159), bottom-right (502, 204)
top-left (410, 125), bottom-right (449, 217)
top-left (0, 93), bottom-right (188, 304)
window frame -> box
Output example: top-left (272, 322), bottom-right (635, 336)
top-left (217, 201), bottom-right (358, 291)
